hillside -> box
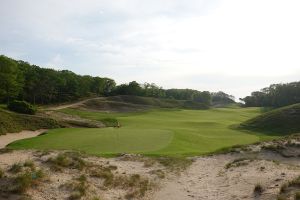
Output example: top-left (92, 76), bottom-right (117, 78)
top-left (73, 95), bottom-right (209, 112)
top-left (0, 109), bottom-right (61, 135)
top-left (240, 103), bottom-right (300, 134)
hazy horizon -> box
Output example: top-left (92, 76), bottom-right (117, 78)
top-left (1, 0), bottom-right (300, 99)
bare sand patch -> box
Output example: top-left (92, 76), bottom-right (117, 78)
top-left (0, 129), bottom-right (46, 149)
top-left (0, 135), bottom-right (299, 200)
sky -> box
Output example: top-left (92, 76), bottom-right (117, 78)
top-left (0, 0), bottom-right (300, 99)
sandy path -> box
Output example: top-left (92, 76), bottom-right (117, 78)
top-left (153, 154), bottom-right (300, 200)
top-left (45, 97), bottom-right (103, 111)
top-left (0, 129), bottom-right (47, 149)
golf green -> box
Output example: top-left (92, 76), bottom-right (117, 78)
top-left (8, 108), bottom-right (277, 156)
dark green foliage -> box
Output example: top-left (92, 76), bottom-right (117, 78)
top-left (0, 109), bottom-right (60, 135)
top-left (7, 100), bottom-right (36, 115)
top-left (0, 55), bottom-right (21, 103)
top-left (106, 95), bottom-right (209, 110)
top-left (0, 55), bottom-right (116, 104)
top-left (100, 118), bottom-right (119, 127)
top-left (241, 82), bottom-right (300, 108)
top-left (211, 91), bottom-right (235, 106)
top-left (0, 55), bottom-right (236, 108)
top-left (182, 100), bottom-right (210, 109)
top-left (165, 88), bottom-right (212, 105)
top-left (240, 103), bottom-right (300, 134)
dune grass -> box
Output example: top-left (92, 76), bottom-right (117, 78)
top-left (240, 103), bottom-right (300, 134)
top-left (0, 109), bottom-right (60, 135)
top-left (8, 107), bottom-right (278, 156)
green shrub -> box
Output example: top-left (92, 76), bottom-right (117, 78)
top-left (8, 100), bottom-right (37, 115)
top-left (100, 118), bottom-right (119, 127)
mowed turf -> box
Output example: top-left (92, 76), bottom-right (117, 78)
top-left (8, 108), bottom-right (278, 156)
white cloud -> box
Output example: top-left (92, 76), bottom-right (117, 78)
top-left (0, 0), bottom-right (299, 98)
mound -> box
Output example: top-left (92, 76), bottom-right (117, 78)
top-left (0, 109), bottom-right (61, 135)
top-left (78, 95), bottom-right (209, 112)
top-left (240, 103), bottom-right (300, 134)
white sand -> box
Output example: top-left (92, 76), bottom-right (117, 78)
top-left (0, 129), bottom-right (46, 149)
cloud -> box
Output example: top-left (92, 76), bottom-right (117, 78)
top-left (0, 0), bottom-right (299, 99)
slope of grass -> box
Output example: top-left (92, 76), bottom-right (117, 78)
top-left (240, 103), bottom-right (300, 134)
top-left (0, 109), bottom-right (61, 135)
top-left (80, 95), bottom-right (209, 112)
top-left (8, 107), bottom-right (277, 156)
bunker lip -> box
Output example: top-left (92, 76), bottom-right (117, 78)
top-left (0, 129), bottom-right (47, 149)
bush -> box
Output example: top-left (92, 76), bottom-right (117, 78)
top-left (101, 118), bottom-right (119, 127)
top-left (7, 100), bottom-right (37, 115)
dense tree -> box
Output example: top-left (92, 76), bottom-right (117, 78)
top-left (193, 91), bottom-right (211, 105)
top-left (142, 83), bottom-right (165, 98)
top-left (211, 91), bottom-right (235, 105)
top-left (112, 81), bottom-right (143, 96)
top-left (0, 56), bottom-right (21, 103)
top-left (0, 55), bottom-right (236, 108)
top-left (240, 82), bottom-right (300, 108)
top-left (0, 55), bottom-right (117, 104)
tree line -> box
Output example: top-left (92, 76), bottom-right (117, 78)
top-left (240, 81), bottom-right (300, 108)
top-left (0, 55), bottom-right (235, 106)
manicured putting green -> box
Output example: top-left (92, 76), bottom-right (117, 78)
top-left (10, 128), bottom-right (173, 154)
top-left (9, 108), bottom-right (278, 156)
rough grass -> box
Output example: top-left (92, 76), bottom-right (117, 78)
top-left (87, 163), bottom-right (151, 199)
top-left (0, 109), bottom-right (61, 135)
top-left (46, 152), bottom-right (86, 171)
top-left (0, 162), bottom-right (46, 196)
top-left (225, 157), bottom-right (255, 169)
top-left (106, 95), bottom-right (210, 109)
top-left (61, 175), bottom-right (88, 200)
top-left (240, 103), bottom-right (300, 134)
top-left (8, 107), bottom-right (278, 156)
top-left (278, 176), bottom-right (300, 199)
top-left (80, 95), bottom-right (209, 112)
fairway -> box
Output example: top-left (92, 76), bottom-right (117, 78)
top-left (8, 108), bottom-right (277, 156)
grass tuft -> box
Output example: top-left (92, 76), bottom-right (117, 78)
top-left (155, 157), bottom-right (193, 171)
top-left (62, 175), bottom-right (88, 200)
top-left (253, 183), bottom-right (263, 195)
top-left (225, 157), bottom-right (255, 169)
top-left (9, 163), bottom-right (23, 173)
top-left (47, 152), bottom-right (86, 171)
